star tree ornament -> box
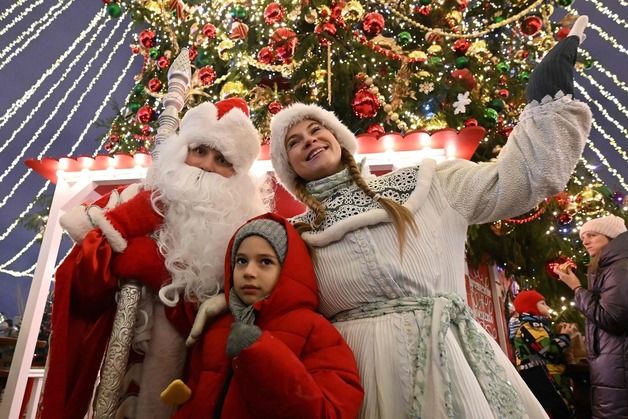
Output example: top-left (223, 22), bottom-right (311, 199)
top-left (453, 91), bottom-right (471, 114)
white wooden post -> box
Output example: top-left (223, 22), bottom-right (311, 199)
top-left (0, 168), bottom-right (145, 419)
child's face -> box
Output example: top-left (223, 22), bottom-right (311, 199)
top-left (233, 235), bottom-right (282, 305)
top-left (536, 300), bottom-right (551, 317)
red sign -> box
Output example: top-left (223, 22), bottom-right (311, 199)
top-left (465, 264), bottom-right (499, 341)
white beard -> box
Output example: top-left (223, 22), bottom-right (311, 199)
top-left (146, 151), bottom-right (269, 306)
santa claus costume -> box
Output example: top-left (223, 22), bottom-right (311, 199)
top-left (41, 98), bottom-right (268, 419)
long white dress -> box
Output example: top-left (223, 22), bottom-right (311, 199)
top-left (294, 94), bottom-right (591, 419)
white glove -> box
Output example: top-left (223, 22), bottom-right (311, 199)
top-left (568, 15), bottom-right (588, 44)
top-left (186, 294), bottom-right (228, 347)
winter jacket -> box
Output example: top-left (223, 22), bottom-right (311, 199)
top-left (173, 213), bottom-right (364, 419)
top-left (575, 230), bottom-right (628, 418)
top-left (513, 313), bottom-right (570, 377)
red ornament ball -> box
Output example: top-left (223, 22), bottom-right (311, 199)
top-left (464, 118), bottom-right (478, 127)
top-left (452, 38), bottom-right (470, 54)
top-left (202, 23), bottom-right (217, 39)
top-left (271, 28), bottom-right (298, 62)
top-left (267, 101), bottom-right (283, 114)
top-left (148, 78), bottom-right (162, 92)
top-left (545, 256), bottom-right (576, 279)
top-left (556, 26), bottom-right (570, 41)
top-left (141, 124), bottom-right (152, 135)
top-left (197, 66), bottom-right (217, 86)
top-left (315, 22), bottom-right (337, 46)
top-left (558, 212), bottom-right (573, 225)
top-left (130, 44), bottom-right (140, 55)
top-left (451, 68), bottom-right (476, 90)
top-left (109, 133), bottom-right (120, 143)
top-left (157, 56), bottom-right (170, 69)
top-left (136, 106), bottom-right (154, 124)
top-left (264, 3), bottom-right (285, 25)
top-left (139, 29), bottom-right (156, 48)
top-left (366, 123), bottom-right (385, 138)
top-left (352, 88), bottom-right (380, 119)
top-left (188, 47), bottom-right (198, 62)
top-left (257, 46), bottom-right (275, 64)
top-left (554, 191), bottom-right (571, 208)
top-left (362, 12), bottom-right (385, 36)
top-left (497, 88), bottom-right (509, 98)
top-left (521, 16), bottom-right (543, 36)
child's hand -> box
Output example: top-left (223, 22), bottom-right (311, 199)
top-left (186, 294), bottom-right (228, 347)
top-left (226, 322), bottom-right (262, 358)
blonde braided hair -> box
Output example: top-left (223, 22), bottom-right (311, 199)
top-left (291, 148), bottom-right (417, 249)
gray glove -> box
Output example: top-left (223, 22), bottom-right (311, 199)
top-left (226, 322), bottom-right (262, 358)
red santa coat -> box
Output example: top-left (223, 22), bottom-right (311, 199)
top-left (42, 186), bottom-right (169, 419)
top-left (173, 213), bottom-right (364, 419)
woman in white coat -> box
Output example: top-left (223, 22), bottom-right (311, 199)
top-left (269, 17), bottom-right (591, 419)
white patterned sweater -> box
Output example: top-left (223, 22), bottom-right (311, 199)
top-left (292, 94), bottom-right (591, 419)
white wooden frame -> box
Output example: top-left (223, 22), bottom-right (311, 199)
top-left (0, 168), bottom-right (146, 419)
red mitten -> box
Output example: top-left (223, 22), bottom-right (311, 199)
top-left (88, 190), bottom-right (163, 252)
top-left (111, 236), bottom-right (170, 292)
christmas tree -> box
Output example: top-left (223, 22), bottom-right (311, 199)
top-left (99, 0), bottom-right (625, 315)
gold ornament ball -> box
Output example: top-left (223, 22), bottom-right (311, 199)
top-left (467, 40), bottom-right (488, 56)
top-left (314, 69), bottom-right (327, 83)
top-left (446, 10), bottom-right (462, 25)
top-left (342, 0), bottom-right (365, 22)
top-left (408, 50), bottom-right (427, 62)
top-left (364, 77), bottom-right (373, 86)
top-left (220, 81), bottom-right (245, 98)
top-left (427, 44), bottom-right (442, 55)
top-left (218, 39), bottom-right (235, 60)
top-left (383, 104), bottom-right (392, 112)
top-left (370, 86), bottom-right (379, 94)
top-left (576, 188), bottom-right (605, 215)
top-left (304, 9), bottom-right (318, 24)
top-left (390, 113), bottom-right (399, 122)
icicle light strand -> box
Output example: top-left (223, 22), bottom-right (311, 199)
top-left (0, 0), bottom-right (43, 23)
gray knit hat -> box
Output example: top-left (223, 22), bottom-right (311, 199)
top-left (231, 219), bottom-right (288, 269)
top-left (579, 215), bottom-right (627, 240)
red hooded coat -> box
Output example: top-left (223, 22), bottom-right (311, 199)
top-left (173, 213), bottom-right (364, 418)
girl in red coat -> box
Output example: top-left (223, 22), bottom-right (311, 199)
top-left (171, 212), bottom-right (364, 418)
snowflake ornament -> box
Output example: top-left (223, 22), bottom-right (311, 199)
top-left (419, 82), bottom-right (434, 94)
top-left (453, 91), bottom-right (471, 115)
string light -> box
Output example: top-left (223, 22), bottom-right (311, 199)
top-left (0, 235), bottom-right (39, 269)
top-left (0, 0), bottom-right (77, 70)
top-left (0, 0), bottom-right (46, 36)
top-left (0, 18), bottom-right (130, 188)
top-left (0, 10), bottom-right (107, 139)
top-left (580, 73), bottom-right (628, 118)
top-left (0, 0), bottom-right (43, 23)
top-left (580, 0), bottom-right (628, 27)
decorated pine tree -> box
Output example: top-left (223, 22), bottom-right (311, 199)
top-left (98, 0), bottom-right (625, 312)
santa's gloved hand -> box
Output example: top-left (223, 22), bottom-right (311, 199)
top-left (525, 15), bottom-right (588, 103)
top-left (186, 294), bottom-right (228, 347)
top-left (111, 236), bottom-right (169, 292)
top-left (87, 189), bottom-right (162, 252)
top-left (226, 322), bottom-right (262, 358)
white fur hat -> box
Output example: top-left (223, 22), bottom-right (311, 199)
top-left (270, 103), bottom-right (357, 197)
top-left (175, 98), bottom-right (260, 173)
top-left (580, 215), bottom-right (627, 239)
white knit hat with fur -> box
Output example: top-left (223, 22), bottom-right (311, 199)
top-left (174, 98), bottom-right (260, 173)
top-left (579, 215), bottom-right (626, 239)
top-left (270, 103), bottom-right (357, 197)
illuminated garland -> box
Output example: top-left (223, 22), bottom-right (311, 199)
top-left (370, 0), bottom-right (545, 39)
top-left (0, 0), bottom-right (43, 23)
top-left (504, 202), bottom-right (547, 224)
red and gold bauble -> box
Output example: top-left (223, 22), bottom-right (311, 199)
top-left (267, 101), bottom-right (283, 114)
top-left (141, 124), bottom-right (152, 135)
top-left (521, 16), bottom-right (543, 36)
top-left (545, 256), bottom-right (576, 279)
top-left (257, 46), bottom-right (275, 64)
top-left (362, 12), bottom-right (385, 36)
top-left (366, 123), bottom-right (385, 138)
top-left (136, 105), bottom-right (154, 123)
top-left (270, 28), bottom-right (298, 62)
top-left (558, 212), bottom-right (573, 225)
top-left (352, 88), bottom-right (380, 119)
top-left (497, 88), bottom-right (509, 98)
top-left (554, 191), bottom-right (571, 209)
top-left (188, 47), bottom-right (198, 61)
top-left (202, 23), bottom-right (217, 38)
top-left (315, 22), bottom-right (337, 46)
top-left (452, 38), bottom-right (470, 54)
top-left (229, 22), bottom-right (249, 40)
top-left (148, 77), bottom-right (162, 92)
top-left (556, 26), bottom-right (570, 41)
top-left (139, 29), bottom-right (156, 48)
top-left (197, 66), bottom-right (217, 86)
top-left (264, 2), bottom-right (285, 25)
top-left (157, 56), bottom-right (170, 69)
top-left (130, 44), bottom-right (140, 55)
